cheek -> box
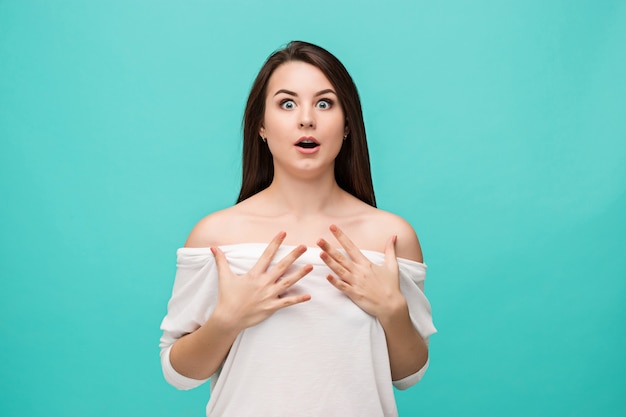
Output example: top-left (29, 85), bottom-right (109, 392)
top-left (263, 109), bottom-right (289, 134)
top-left (330, 114), bottom-right (347, 137)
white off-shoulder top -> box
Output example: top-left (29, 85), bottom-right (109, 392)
top-left (160, 244), bottom-right (436, 417)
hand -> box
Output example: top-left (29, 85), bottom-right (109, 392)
top-left (317, 225), bottom-right (405, 320)
top-left (211, 232), bottom-right (312, 331)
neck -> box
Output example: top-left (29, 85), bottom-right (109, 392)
top-left (264, 169), bottom-right (344, 217)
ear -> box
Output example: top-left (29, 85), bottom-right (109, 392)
top-left (259, 125), bottom-right (265, 138)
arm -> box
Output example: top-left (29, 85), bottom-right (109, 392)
top-left (380, 225), bottom-right (429, 381)
top-left (318, 224), bottom-right (430, 382)
top-left (167, 232), bottom-right (312, 381)
top-left (168, 308), bottom-right (242, 380)
top-left (378, 295), bottom-right (429, 381)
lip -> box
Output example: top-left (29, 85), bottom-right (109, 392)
top-left (294, 136), bottom-right (320, 154)
top-left (295, 136), bottom-right (320, 145)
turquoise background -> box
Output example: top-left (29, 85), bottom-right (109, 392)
top-left (1, 0), bottom-right (625, 416)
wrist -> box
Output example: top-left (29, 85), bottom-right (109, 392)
top-left (377, 295), bottom-right (409, 328)
top-left (210, 306), bottom-right (244, 335)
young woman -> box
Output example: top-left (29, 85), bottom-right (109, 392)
top-left (160, 41), bottom-right (436, 417)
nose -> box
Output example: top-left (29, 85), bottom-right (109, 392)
top-left (299, 106), bottom-right (315, 129)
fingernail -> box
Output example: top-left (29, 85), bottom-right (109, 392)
top-left (329, 224), bottom-right (338, 232)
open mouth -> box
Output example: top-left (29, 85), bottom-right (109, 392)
top-left (296, 140), bottom-right (319, 149)
top-left (295, 137), bottom-right (320, 149)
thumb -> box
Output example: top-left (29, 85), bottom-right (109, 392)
top-left (384, 235), bottom-right (398, 268)
top-left (211, 247), bottom-right (232, 278)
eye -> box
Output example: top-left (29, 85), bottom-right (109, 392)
top-left (280, 99), bottom-right (296, 110)
top-left (316, 99), bottom-right (333, 110)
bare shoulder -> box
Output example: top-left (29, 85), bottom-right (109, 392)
top-left (367, 209), bottom-right (423, 263)
top-left (184, 206), bottom-right (239, 248)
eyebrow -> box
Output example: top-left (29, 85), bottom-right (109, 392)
top-left (273, 88), bottom-right (337, 97)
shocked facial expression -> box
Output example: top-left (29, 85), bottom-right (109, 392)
top-left (260, 61), bottom-right (348, 179)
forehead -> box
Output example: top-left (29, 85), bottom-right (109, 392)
top-left (267, 61), bottom-right (334, 94)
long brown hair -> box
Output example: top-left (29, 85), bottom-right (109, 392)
top-left (237, 41), bottom-right (376, 207)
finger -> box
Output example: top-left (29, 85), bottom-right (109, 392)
top-left (329, 224), bottom-right (369, 264)
top-left (269, 244), bottom-right (308, 279)
top-left (276, 264), bottom-right (313, 291)
top-left (250, 231), bottom-right (287, 275)
top-left (320, 251), bottom-right (353, 283)
top-left (272, 293), bottom-right (312, 310)
top-left (384, 235), bottom-right (399, 269)
top-left (317, 238), bottom-right (353, 270)
top-left (211, 247), bottom-right (233, 279)
top-left (326, 273), bottom-right (353, 293)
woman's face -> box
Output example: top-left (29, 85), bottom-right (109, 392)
top-left (260, 61), bottom-right (348, 179)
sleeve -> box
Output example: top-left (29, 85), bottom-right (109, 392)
top-left (392, 261), bottom-right (437, 390)
top-left (159, 248), bottom-right (219, 390)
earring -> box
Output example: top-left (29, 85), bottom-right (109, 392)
top-left (343, 134), bottom-right (348, 140)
